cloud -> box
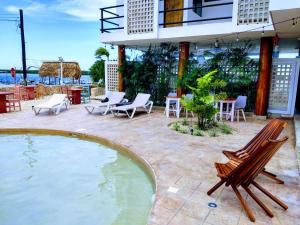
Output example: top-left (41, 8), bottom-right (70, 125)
top-left (5, 1), bottom-right (45, 14)
top-left (4, 0), bottom-right (116, 21)
top-left (53, 0), bottom-right (116, 21)
top-left (5, 6), bottom-right (19, 13)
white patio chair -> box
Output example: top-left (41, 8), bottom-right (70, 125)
top-left (32, 94), bottom-right (70, 115)
top-left (111, 93), bottom-right (153, 119)
top-left (235, 96), bottom-right (247, 122)
top-left (84, 91), bottom-right (125, 115)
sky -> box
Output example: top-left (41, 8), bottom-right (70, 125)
top-left (0, 0), bottom-right (117, 71)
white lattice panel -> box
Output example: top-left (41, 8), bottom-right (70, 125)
top-left (105, 61), bottom-right (119, 93)
top-left (268, 63), bottom-right (293, 111)
top-left (238, 0), bottom-right (269, 25)
top-left (127, 0), bottom-right (154, 34)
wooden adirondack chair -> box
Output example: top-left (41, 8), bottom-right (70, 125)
top-left (208, 137), bottom-right (288, 222)
top-left (223, 119), bottom-right (287, 184)
top-left (208, 120), bottom-right (287, 196)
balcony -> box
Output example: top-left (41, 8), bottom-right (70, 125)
top-left (99, 0), bottom-right (274, 45)
top-left (100, 1), bottom-right (233, 34)
top-left (159, 1), bottom-right (233, 28)
top-left (100, 4), bottom-right (124, 33)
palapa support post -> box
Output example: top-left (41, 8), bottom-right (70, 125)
top-left (255, 37), bottom-right (273, 116)
top-left (118, 45), bottom-right (125, 92)
top-left (177, 42), bottom-right (189, 97)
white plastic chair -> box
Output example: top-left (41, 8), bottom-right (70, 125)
top-left (33, 94), bottom-right (70, 115)
top-left (85, 91), bottom-right (125, 115)
top-left (111, 93), bottom-right (153, 119)
top-left (235, 96), bottom-right (247, 122)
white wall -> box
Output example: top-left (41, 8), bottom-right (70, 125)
top-left (185, 0), bottom-right (233, 25)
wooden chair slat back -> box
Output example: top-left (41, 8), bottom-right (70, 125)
top-left (230, 137), bottom-right (288, 186)
top-left (238, 119), bottom-right (286, 159)
top-left (242, 137), bottom-right (288, 186)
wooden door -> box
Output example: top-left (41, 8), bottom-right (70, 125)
top-left (164, 0), bottom-right (183, 27)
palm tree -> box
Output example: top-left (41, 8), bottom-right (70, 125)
top-left (90, 47), bottom-right (110, 84)
top-left (95, 47), bottom-right (109, 60)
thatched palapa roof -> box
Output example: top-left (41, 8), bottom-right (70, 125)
top-left (39, 61), bottom-right (81, 79)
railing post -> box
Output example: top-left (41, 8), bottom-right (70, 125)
top-left (100, 8), bottom-right (104, 33)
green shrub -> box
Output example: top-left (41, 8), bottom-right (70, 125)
top-left (192, 124), bottom-right (199, 130)
top-left (218, 123), bottom-right (233, 134)
top-left (180, 70), bottom-right (226, 129)
top-left (179, 127), bottom-right (189, 134)
top-left (208, 129), bottom-right (219, 137)
top-left (172, 122), bottom-right (181, 131)
top-left (119, 44), bottom-right (178, 105)
top-left (193, 129), bottom-right (204, 136)
top-left (182, 118), bottom-right (189, 126)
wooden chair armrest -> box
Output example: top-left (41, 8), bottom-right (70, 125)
top-left (223, 150), bottom-right (244, 163)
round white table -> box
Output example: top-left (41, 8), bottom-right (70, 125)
top-left (216, 99), bottom-right (236, 122)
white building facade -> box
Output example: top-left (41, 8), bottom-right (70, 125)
top-left (100, 0), bottom-right (300, 117)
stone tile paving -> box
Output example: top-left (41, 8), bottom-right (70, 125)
top-left (0, 100), bottom-right (299, 225)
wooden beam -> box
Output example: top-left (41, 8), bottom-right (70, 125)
top-left (177, 42), bottom-right (189, 97)
top-left (118, 45), bottom-right (125, 92)
top-left (255, 37), bottom-right (273, 116)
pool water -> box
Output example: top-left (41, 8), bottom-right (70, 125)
top-left (0, 135), bottom-right (154, 225)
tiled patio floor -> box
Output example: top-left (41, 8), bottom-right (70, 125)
top-left (0, 100), bottom-right (299, 225)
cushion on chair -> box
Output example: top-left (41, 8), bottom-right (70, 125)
top-left (101, 97), bottom-right (109, 103)
top-left (115, 102), bottom-right (132, 107)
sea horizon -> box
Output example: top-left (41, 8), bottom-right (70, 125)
top-left (0, 72), bottom-right (92, 86)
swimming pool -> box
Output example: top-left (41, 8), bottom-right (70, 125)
top-left (0, 134), bottom-right (155, 225)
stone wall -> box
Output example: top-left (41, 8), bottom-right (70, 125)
top-left (0, 85), bottom-right (105, 99)
top-left (0, 85), bottom-right (64, 94)
top-left (91, 87), bottom-right (105, 97)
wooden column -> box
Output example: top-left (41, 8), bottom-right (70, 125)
top-left (255, 37), bottom-right (273, 116)
top-left (177, 42), bottom-right (190, 97)
top-left (118, 45), bottom-right (125, 92)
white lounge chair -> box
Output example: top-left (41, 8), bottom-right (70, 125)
top-left (111, 93), bottom-right (153, 119)
top-left (84, 91), bottom-right (126, 115)
top-left (33, 94), bottom-right (69, 115)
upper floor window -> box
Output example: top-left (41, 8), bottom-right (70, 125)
top-left (193, 0), bottom-right (202, 16)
